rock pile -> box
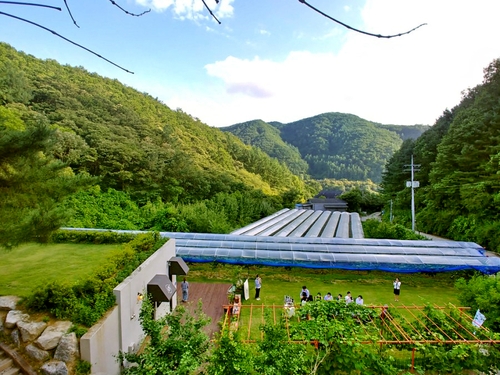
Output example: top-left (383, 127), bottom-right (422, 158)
top-left (0, 296), bottom-right (79, 375)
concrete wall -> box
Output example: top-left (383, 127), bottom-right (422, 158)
top-left (80, 239), bottom-right (177, 375)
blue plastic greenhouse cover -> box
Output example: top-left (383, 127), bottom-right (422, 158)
top-left (160, 232), bottom-right (500, 274)
top-left (63, 208), bottom-right (500, 274)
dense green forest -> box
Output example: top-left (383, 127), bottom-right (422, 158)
top-left (223, 114), bottom-right (428, 182)
top-left (221, 119), bottom-right (309, 176)
top-left (0, 42), bottom-right (317, 246)
top-left (382, 58), bottom-right (500, 253)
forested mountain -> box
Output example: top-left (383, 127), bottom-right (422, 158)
top-left (381, 58), bottom-right (500, 253)
top-left (0, 43), bottom-right (312, 243)
top-left (223, 114), bottom-right (428, 182)
top-left (222, 120), bottom-right (309, 176)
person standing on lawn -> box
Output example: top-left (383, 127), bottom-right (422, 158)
top-left (393, 277), bottom-right (401, 301)
top-left (301, 286), bottom-right (310, 299)
top-left (255, 274), bottom-right (262, 300)
top-left (181, 277), bottom-right (189, 302)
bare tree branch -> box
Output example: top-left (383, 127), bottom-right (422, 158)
top-left (63, 0), bottom-right (79, 28)
top-left (201, 0), bottom-right (221, 24)
top-left (0, 11), bottom-right (134, 73)
top-left (0, 1), bottom-right (61, 11)
top-left (109, 0), bottom-right (151, 17)
top-left (298, 0), bottom-right (427, 39)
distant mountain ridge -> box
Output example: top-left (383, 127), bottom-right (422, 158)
top-left (222, 113), bottom-right (428, 182)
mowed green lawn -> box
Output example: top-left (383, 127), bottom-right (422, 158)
top-left (0, 243), bottom-right (125, 297)
top-left (1, 243), bottom-right (465, 310)
top-left (187, 263), bottom-right (464, 308)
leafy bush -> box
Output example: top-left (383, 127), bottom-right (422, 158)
top-left (455, 273), bottom-right (500, 331)
top-left (362, 219), bottom-right (428, 240)
top-left (51, 229), bottom-right (136, 244)
top-left (75, 359), bottom-right (91, 375)
top-left (119, 298), bottom-right (211, 374)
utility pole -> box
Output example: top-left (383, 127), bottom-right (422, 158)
top-left (404, 155), bottom-right (420, 232)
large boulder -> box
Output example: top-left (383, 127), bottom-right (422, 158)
top-left (25, 343), bottom-right (50, 362)
top-left (0, 296), bottom-right (20, 311)
top-left (36, 321), bottom-right (72, 350)
top-left (5, 310), bottom-right (29, 329)
top-left (54, 332), bottom-right (79, 363)
top-left (41, 361), bottom-right (68, 375)
top-left (17, 320), bottom-right (47, 342)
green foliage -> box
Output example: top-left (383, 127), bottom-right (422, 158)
top-left (120, 298), bottom-right (211, 375)
top-left (381, 58), bottom-right (500, 253)
top-left (51, 229), bottom-right (136, 244)
top-left (254, 316), bottom-right (309, 375)
top-left (75, 359), bottom-right (92, 375)
top-left (61, 187), bottom-right (283, 234)
top-left (223, 119), bottom-right (309, 176)
top-left (362, 219), bottom-right (428, 240)
top-left (339, 187), bottom-right (384, 214)
top-left (69, 324), bottom-right (89, 338)
top-left (0, 114), bottom-right (93, 248)
top-left (206, 331), bottom-right (255, 375)
top-left (0, 42), bottom-right (307, 210)
top-left (24, 232), bottom-right (165, 326)
top-left (62, 187), bottom-right (145, 230)
top-left (455, 273), bottom-right (500, 331)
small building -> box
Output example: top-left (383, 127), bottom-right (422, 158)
top-left (298, 198), bottom-right (348, 212)
top-left (297, 189), bottom-right (348, 212)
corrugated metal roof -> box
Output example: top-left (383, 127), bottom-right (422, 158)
top-left (231, 209), bottom-right (363, 239)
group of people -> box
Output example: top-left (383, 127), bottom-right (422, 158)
top-left (182, 275), bottom-right (401, 306)
top-left (254, 276), bottom-right (402, 304)
top-left (299, 286), bottom-right (364, 306)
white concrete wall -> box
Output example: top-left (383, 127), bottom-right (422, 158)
top-left (80, 239), bottom-right (178, 375)
top-left (80, 306), bottom-right (121, 375)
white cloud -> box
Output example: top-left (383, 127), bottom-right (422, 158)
top-left (160, 0), bottom-right (500, 127)
top-left (135, 0), bottom-right (234, 20)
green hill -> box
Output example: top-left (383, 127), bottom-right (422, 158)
top-left (0, 42), bottom-right (307, 205)
top-left (223, 113), bottom-right (428, 182)
top-left (222, 119), bottom-right (309, 176)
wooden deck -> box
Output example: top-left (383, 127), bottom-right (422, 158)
top-left (177, 282), bottom-right (231, 337)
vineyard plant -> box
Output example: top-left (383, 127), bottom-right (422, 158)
top-left (125, 298), bottom-right (500, 374)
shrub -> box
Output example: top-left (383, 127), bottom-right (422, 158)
top-left (50, 229), bottom-right (136, 244)
top-left (362, 220), bottom-right (427, 240)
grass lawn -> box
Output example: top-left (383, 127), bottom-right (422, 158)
top-left (0, 242), bottom-right (125, 297)
top-left (1, 243), bottom-right (468, 310)
top-left (187, 263), bottom-right (470, 341)
top-left (187, 263), bottom-right (465, 308)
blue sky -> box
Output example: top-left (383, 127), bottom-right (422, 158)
top-left (1, 0), bottom-right (500, 127)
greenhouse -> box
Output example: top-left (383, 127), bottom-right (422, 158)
top-left (161, 209), bottom-right (500, 274)
top-left (67, 209), bottom-right (500, 274)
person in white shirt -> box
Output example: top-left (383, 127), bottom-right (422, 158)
top-left (345, 291), bottom-right (352, 304)
top-left (254, 275), bottom-right (262, 300)
top-left (300, 286), bottom-right (310, 299)
top-left (393, 277), bottom-right (401, 302)
top-left (355, 295), bottom-right (364, 305)
top-left (324, 292), bottom-right (333, 301)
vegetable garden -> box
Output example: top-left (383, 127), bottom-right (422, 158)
top-left (220, 300), bottom-right (500, 374)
